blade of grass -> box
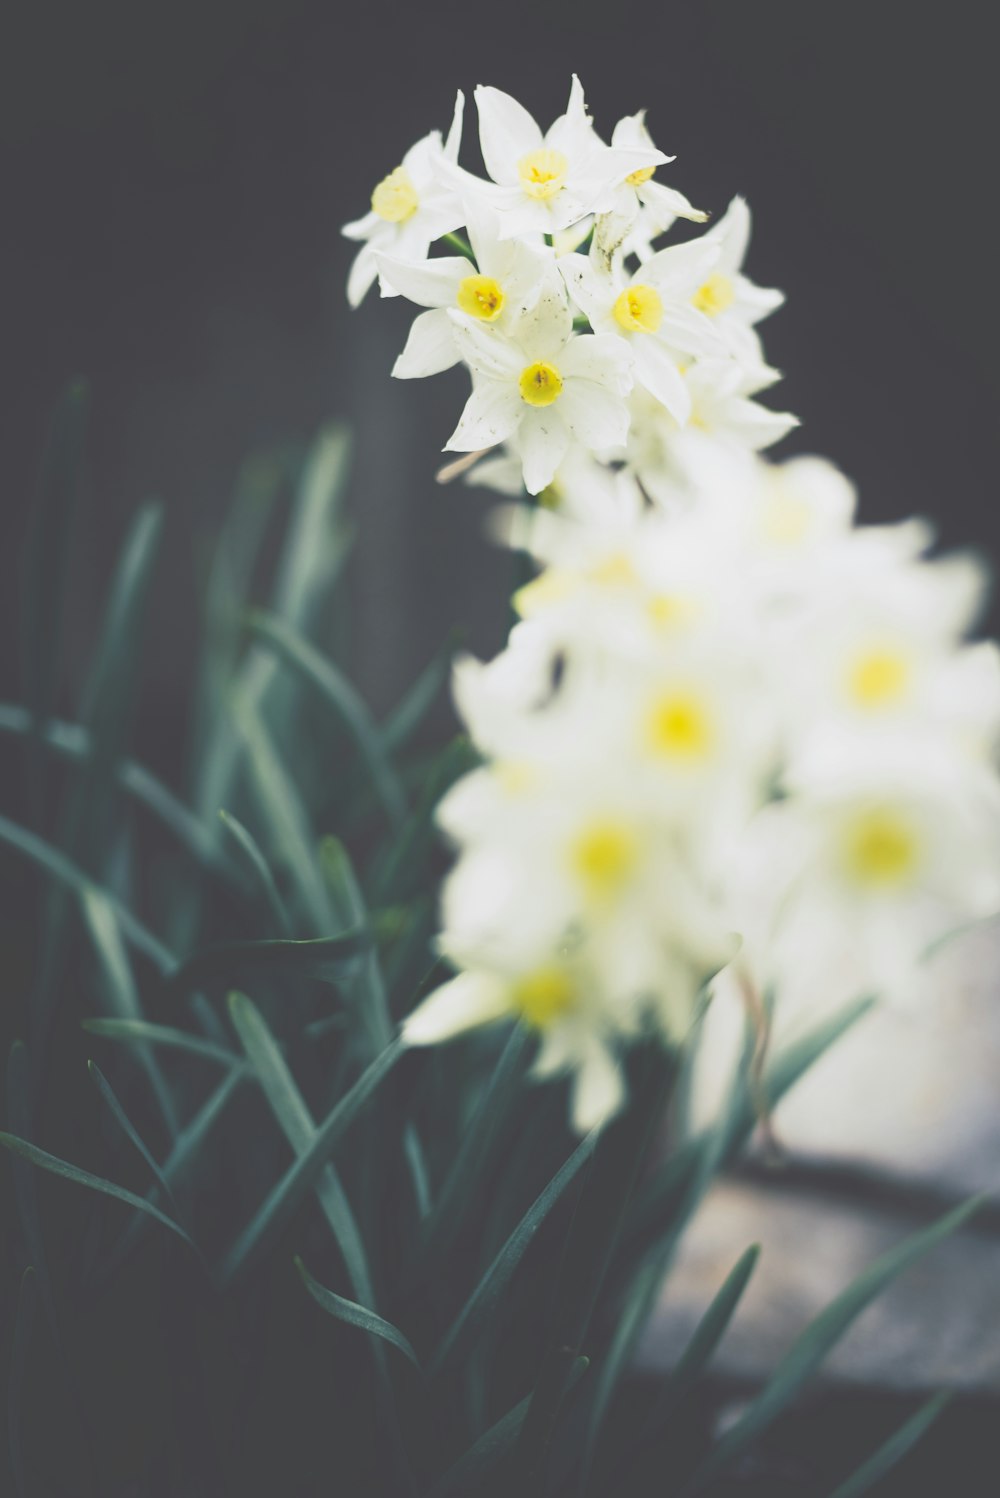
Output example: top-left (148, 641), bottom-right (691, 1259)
top-left (680, 1195), bottom-right (986, 1495)
top-left (429, 1129), bottom-right (599, 1377)
top-left (82, 1018), bottom-right (238, 1068)
top-left (294, 1256), bottom-right (420, 1369)
top-left (0, 1133), bottom-right (195, 1251)
top-left (370, 736), bottom-right (477, 903)
top-left (380, 630), bottom-right (457, 755)
top-left (164, 931), bottom-right (368, 997)
top-left (87, 1061), bottom-right (180, 1217)
top-left (217, 1037), bottom-right (404, 1284)
top-left (218, 809), bottom-right (292, 935)
top-left (245, 608), bottom-right (406, 830)
top-left (827, 1391), bottom-right (951, 1498)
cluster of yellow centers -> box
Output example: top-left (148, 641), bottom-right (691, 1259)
top-left (510, 966), bottom-right (575, 1028)
top-left (841, 807), bottom-right (921, 889)
top-left (371, 167), bottom-right (418, 223)
top-left (613, 284), bottom-right (663, 335)
top-left (457, 274), bottom-right (504, 321)
top-left (693, 273), bottom-right (735, 317)
top-left (847, 647), bottom-right (911, 710)
top-left (517, 148), bottom-right (569, 200)
top-left (519, 361), bottom-right (564, 407)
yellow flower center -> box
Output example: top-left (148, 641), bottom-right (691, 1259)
top-left (513, 567), bottom-right (577, 617)
top-left (626, 165), bottom-right (656, 186)
top-left (613, 283), bottom-right (664, 334)
top-left (456, 274), bottom-right (505, 321)
top-left (693, 273), bottom-right (736, 317)
top-left (494, 760), bottom-right (538, 796)
top-left (646, 692), bottom-right (713, 760)
top-left (517, 147), bottom-right (569, 200)
top-left (646, 592), bottom-right (690, 629)
top-left (571, 821), bottom-right (638, 901)
top-left (510, 966), bottom-right (575, 1029)
top-left (847, 648), bottom-right (910, 709)
top-left (519, 362), bottom-right (564, 407)
top-left (371, 167), bottom-right (419, 223)
top-left (589, 553), bottom-right (638, 587)
top-left (841, 808), bottom-right (921, 889)
top-left (760, 492), bottom-right (811, 545)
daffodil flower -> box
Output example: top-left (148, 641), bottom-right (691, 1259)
top-left (694, 197), bottom-right (785, 366)
top-left (592, 111), bottom-right (708, 266)
top-left (444, 284), bottom-right (634, 494)
top-left (341, 93), bottom-right (466, 307)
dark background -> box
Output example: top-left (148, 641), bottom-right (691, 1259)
top-left (3, 0), bottom-right (1000, 769)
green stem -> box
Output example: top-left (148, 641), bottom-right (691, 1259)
top-left (441, 231), bottom-right (475, 262)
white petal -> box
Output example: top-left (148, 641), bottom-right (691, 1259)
top-left (376, 253), bottom-right (469, 308)
top-left (560, 333), bottom-right (633, 390)
top-left (639, 178), bottom-right (708, 224)
top-left (448, 314), bottom-right (523, 379)
top-left (723, 398), bottom-right (800, 450)
top-left (633, 338), bottom-right (691, 422)
top-left (705, 195), bottom-right (751, 273)
top-left (559, 253), bottom-right (615, 324)
top-left (643, 237), bottom-right (721, 295)
top-left (402, 970), bottom-right (510, 1045)
top-left (393, 309), bottom-right (460, 379)
top-left (518, 408), bottom-right (570, 494)
top-left (559, 380), bottom-right (631, 451)
top-left (476, 85), bottom-right (543, 185)
top-left (656, 304), bottom-right (726, 359)
top-left (346, 243), bottom-right (379, 308)
top-left (445, 380), bottom-right (522, 451)
top-left (570, 1039), bottom-right (625, 1133)
top-left (342, 209), bottom-right (380, 242)
top-left (445, 90), bottom-right (465, 162)
top-left (513, 279), bottom-right (573, 360)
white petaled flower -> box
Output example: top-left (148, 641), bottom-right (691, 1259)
top-left (342, 93), bottom-right (466, 308)
top-left (459, 76), bottom-right (667, 239)
top-left (560, 238), bottom-right (726, 422)
top-left (444, 283), bottom-right (634, 494)
top-left (593, 110), bottom-right (708, 266)
top-left (694, 197), bottom-right (785, 367)
top-left (376, 203), bottom-right (559, 379)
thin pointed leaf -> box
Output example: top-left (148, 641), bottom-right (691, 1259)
top-left (87, 1061), bottom-right (180, 1217)
top-left (227, 991), bottom-right (375, 1306)
top-left (83, 1018), bottom-right (238, 1068)
top-left (319, 837), bottom-right (393, 1050)
top-left (294, 1257), bottom-right (420, 1369)
top-left (218, 809), bottom-right (292, 934)
top-left (8, 1267), bottom-right (37, 1498)
top-left (0, 1133), bottom-right (194, 1250)
top-left (246, 609), bottom-right (406, 829)
top-left (165, 931), bottom-right (368, 997)
top-left (381, 632), bottom-right (457, 754)
top-left (272, 423), bottom-right (353, 626)
top-left (0, 812), bottom-right (173, 971)
top-left (403, 1123), bottom-right (432, 1220)
top-left (371, 736), bottom-right (477, 903)
top-left (827, 1391), bottom-right (951, 1498)
top-left (218, 1038), bottom-right (404, 1284)
top-left (681, 1195), bottom-right (986, 1496)
top-left (430, 1129), bottom-right (598, 1376)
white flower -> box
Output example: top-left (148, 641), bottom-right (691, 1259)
top-left (459, 77), bottom-right (666, 239)
top-left (342, 93), bottom-right (466, 308)
top-left (560, 238), bottom-right (725, 421)
top-left (695, 197), bottom-right (785, 367)
top-left (376, 203), bottom-right (558, 379)
top-left (444, 283), bottom-right (634, 494)
top-left (592, 110), bottom-right (708, 266)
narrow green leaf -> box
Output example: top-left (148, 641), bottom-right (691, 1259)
top-left (430, 1129), bottom-right (598, 1375)
top-left (381, 632), bottom-right (457, 754)
top-left (218, 1038), bottom-right (404, 1284)
top-left (246, 608), bottom-right (406, 829)
top-left (8, 1266), bottom-right (37, 1498)
top-left (87, 1061), bottom-right (180, 1217)
top-left (681, 1195), bottom-right (985, 1495)
top-left (319, 837), bottom-right (392, 1050)
top-left (227, 992), bottom-right (375, 1306)
top-left (371, 736), bottom-right (477, 903)
top-left (403, 1123), bottom-right (432, 1221)
top-left (218, 809), bottom-right (292, 934)
top-left (295, 1256), bottom-right (420, 1369)
top-left (165, 931), bottom-right (368, 997)
top-left (82, 1018), bottom-right (238, 1067)
top-left (271, 423), bottom-right (353, 627)
top-left (0, 1132), bottom-right (194, 1250)
top-left (0, 812), bottom-right (173, 971)
top-left (827, 1391), bottom-right (951, 1498)
top-left (230, 689), bottom-right (334, 933)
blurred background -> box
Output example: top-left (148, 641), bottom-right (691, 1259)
top-left (4, 0), bottom-right (1000, 753)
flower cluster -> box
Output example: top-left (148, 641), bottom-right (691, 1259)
top-left (343, 78), bottom-right (795, 497)
top-left (346, 83), bottom-right (1000, 1132)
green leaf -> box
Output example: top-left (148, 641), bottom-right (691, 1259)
top-left (0, 812), bottom-right (173, 971)
top-left (218, 809), bottom-right (292, 935)
top-left (319, 837), bottom-right (393, 1050)
top-left (82, 1018), bottom-right (239, 1068)
top-left (681, 1195), bottom-right (985, 1495)
top-left (0, 705), bottom-right (238, 885)
top-left (371, 735), bottom-right (477, 903)
top-left (294, 1256), bottom-right (420, 1369)
top-left (218, 1038), bottom-right (404, 1284)
top-left (87, 1061), bottom-right (180, 1219)
top-left (271, 423), bottom-right (353, 628)
top-left (381, 631), bottom-right (457, 754)
top-left (227, 992), bottom-right (375, 1307)
top-left (827, 1391), bottom-right (951, 1498)
top-left (164, 931), bottom-right (368, 997)
top-left (246, 608), bottom-right (406, 829)
top-left (8, 1266), bottom-right (37, 1498)
top-left (429, 1129), bottom-right (598, 1376)
top-left (0, 1132), bottom-right (195, 1251)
